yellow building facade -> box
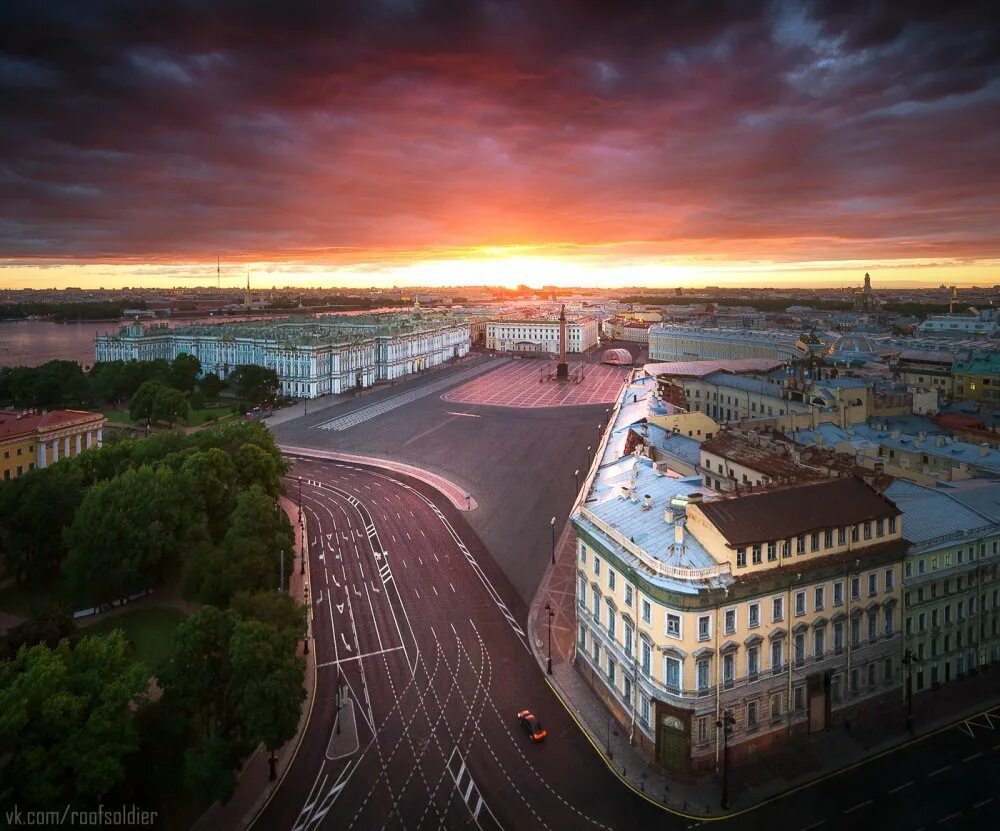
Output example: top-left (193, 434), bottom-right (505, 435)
top-left (0, 409), bottom-right (105, 481)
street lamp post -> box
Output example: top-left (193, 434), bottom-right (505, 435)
top-left (545, 602), bottom-right (555, 675)
top-left (717, 709), bottom-right (736, 809)
top-left (903, 648), bottom-right (921, 734)
top-left (586, 445), bottom-right (592, 467)
top-left (268, 750), bottom-right (277, 781)
top-left (573, 469), bottom-right (580, 493)
top-left (279, 549), bottom-right (285, 592)
top-left (297, 476), bottom-right (302, 525)
top-left (550, 516), bottom-right (556, 565)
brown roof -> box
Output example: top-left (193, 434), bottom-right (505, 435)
top-left (0, 409), bottom-right (103, 441)
top-left (696, 477), bottom-right (900, 547)
top-left (730, 538), bottom-right (908, 586)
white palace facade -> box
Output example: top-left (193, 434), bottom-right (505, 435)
top-left (95, 314), bottom-right (471, 398)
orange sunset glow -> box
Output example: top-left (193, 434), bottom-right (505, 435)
top-left (2, 3), bottom-right (998, 289)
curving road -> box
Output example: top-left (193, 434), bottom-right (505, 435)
top-left (251, 458), bottom-right (1000, 831)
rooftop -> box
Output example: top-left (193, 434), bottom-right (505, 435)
top-left (643, 358), bottom-right (786, 379)
top-left (0, 409), bottom-right (103, 441)
top-left (884, 479), bottom-right (1000, 549)
top-left (697, 477), bottom-right (900, 547)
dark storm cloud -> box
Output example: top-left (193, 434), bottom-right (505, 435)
top-left (0, 0), bottom-right (998, 262)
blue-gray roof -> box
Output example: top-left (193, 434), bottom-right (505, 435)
top-left (643, 424), bottom-right (701, 466)
top-left (884, 480), bottom-right (1000, 549)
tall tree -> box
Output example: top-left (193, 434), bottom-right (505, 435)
top-left (199, 372), bottom-right (226, 399)
top-left (181, 448), bottom-right (238, 543)
top-left (0, 461), bottom-right (83, 586)
top-left (0, 631), bottom-right (148, 809)
top-left (63, 465), bottom-right (205, 605)
top-left (228, 365), bottom-right (279, 408)
top-left (170, 353), bottom-right (202, 393)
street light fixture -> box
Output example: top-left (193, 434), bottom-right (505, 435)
top-left (717, 709), bottom-right (736, 809)
top-left (545, 602), bottom-right (554, 675)
top-left (573, 469), bottom-right (580, 492)
top-left (550, 516), bottom-right (556, 565)
top-left (903, 648), bottom-right (922, 734)
top-left (586, 445), bottom-right (592, 467)
top-left (297, 476), bottom-right (302, 525)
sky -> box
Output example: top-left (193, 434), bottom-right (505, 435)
top-left (1, 1), bottom-right (998, 291)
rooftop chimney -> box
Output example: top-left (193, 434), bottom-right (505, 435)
top-left (674, 523), bottom-right (684, 547)
top-left (642, 494), bottom-right (652, 510)
top-left (665, 507), bottom-right (675, 523)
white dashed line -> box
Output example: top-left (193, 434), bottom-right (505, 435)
top-left (844, 799), bottom-right (873, 814)
top-left (927, 765), bottom-right (951, 778)
top-left (888, 781), bottom-right (914, 794)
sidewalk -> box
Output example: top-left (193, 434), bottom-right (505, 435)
top-left (527, 524), bottom-right (1000, 819)
top-left (192, 495), bottom-right (316, 831)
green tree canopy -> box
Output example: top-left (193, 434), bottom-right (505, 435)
top-left (170, 353), bottom-right (202, 393)
top-left (0, 631), bottom-right (148, 809)
top-left (0, 461), bottom-right (83, 586)
top-left (199, 371), bottom-right (226, 399)
top-left (63, 465), bottom-right (205, 606)
top-left (228, 364), bottom-right (279, 408)
top-left (129, 380), bottom-right (189, 425)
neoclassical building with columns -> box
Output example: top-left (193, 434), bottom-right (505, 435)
top-left (572, 374), bottom-right (905, 774)
top-left (0, 409), bottom-right (104, 480)
top-left (95, 314), bottom-right (471, 399)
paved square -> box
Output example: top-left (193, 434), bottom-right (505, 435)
top-left (442, 360), bottom-right (627, 408)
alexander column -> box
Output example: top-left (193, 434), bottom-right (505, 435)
top-left (556, 304), bottom-right (569, 380)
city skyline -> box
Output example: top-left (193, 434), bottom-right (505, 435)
top-left (2, 2), bottom-right (998, 290)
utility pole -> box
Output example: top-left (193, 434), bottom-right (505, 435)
top-left (545, 602), bottom-right (554, 675)
top-left (717, 709), bottom-right (736, 809)
top-left (279, 549), bottom-right (285, 592)
top-left (297, 477), bottom-right (302, 525)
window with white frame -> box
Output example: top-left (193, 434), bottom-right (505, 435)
top-left (579, 542), bottom-right (587, 564)
top-left (834, 581), bottom-right (844, 606)
top-left (606, 601), bottom-right (615, 639)
top-left (723, 652), bottom-right (735, 686)
top-left (641, 640), bottom-right (651, 676)
top-left (749, 602), bottom-right (760, 628)
top-left (697, 615), bottom-right (710, 641)
top-left (625, 584), bottom-right (633, 607)
top-left (666, 613), bottom-right (682, 638)
top-left (794, 633), bottom-right (805, 665)
top-left (641, 598), bottom-right (652, 625)
top-left (747, 646), bottom-right (759, 677)
top-left (594, 556), bottom-right (601, 576)
top-left (747, 700), bottom-right (758, 728)
top-left (884, 569), bottom-right (894, 592)
top-left (624, 620), bottom-right (634, 655)
top-left (592, 587), bottom-right (600, 621)
top-left (752, 544), bottom-right (762, 564)
top-left (883, 606), bottom-right (893, 635)
top-left (851, 576), bottom-right (860, 600)
top-left (608, 569), bottom-right (616, 592)
top-left (607, 657), bottom-right (616, 686)
top-left (815, 586), bottom-right (825, 611)
top-left (640, 696), bottom-right (650, 726)
top-left (795, 591), bottom-right (806, 616)
top-left (814, 627), bottom-right (825, 658)
top-left (578, 623), bottom-right (586, 648)
top-left (578, 574), bottom-right (587, 607)
top-left (737, 547), bottom-right (747, 568)
top-left (868, 572), bottom-right (877, 597)
top-left (772, 597), bottom-right (784, 622)
top-left (724, 608), bottom-right (736, 635)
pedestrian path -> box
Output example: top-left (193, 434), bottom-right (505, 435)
top-left (313, 359), bottom-right (507, 431)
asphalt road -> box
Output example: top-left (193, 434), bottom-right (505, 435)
top-left (269, 356), bottom-right (611, 604)
top-left (253, 459), bottom-right (1000, 831)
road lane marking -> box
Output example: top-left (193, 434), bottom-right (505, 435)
top-left (317, 646), bottom-right (405, 667)
top-left (449, 582), bottom-right (456, 593)
top-left (844, 799), bottom-right (873, 814)
top-left (801, 821), bottom-right (825, 831)
top-left (973, 797), bottom-right (994, 809)
top-left (888, 781), bottom-right (913, 794)
top-left (927, 765), bottom-right (951, 778)
top-left (937, 812), bottom-right (962, 824)
top-left (432, 585), bottom-right (439, 596)
top-left (961, 752), bottom-right (982, 762)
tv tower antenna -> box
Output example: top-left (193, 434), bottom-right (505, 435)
top-left (217, 254), bottom-right (220, 289)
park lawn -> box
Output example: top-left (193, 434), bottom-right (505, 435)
top-left (100, 403), bottom-right (236, 428)
top-left (83, 606), bottom-right (188, 671)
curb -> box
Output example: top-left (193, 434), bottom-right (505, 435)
top-left (279, 445), bottom-right (477, 511)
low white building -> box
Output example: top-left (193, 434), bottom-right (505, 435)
top-left (915, 313), bottom-right (999, 339)
top-left (95, 314), bottom-right (471, 398)
top-left (650, 325), bottom-right (805, 362)
top-left (486, 317), bottom-right (598, 354)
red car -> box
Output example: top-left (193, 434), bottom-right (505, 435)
top-left (517, 710), bottom-right (547, 742)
